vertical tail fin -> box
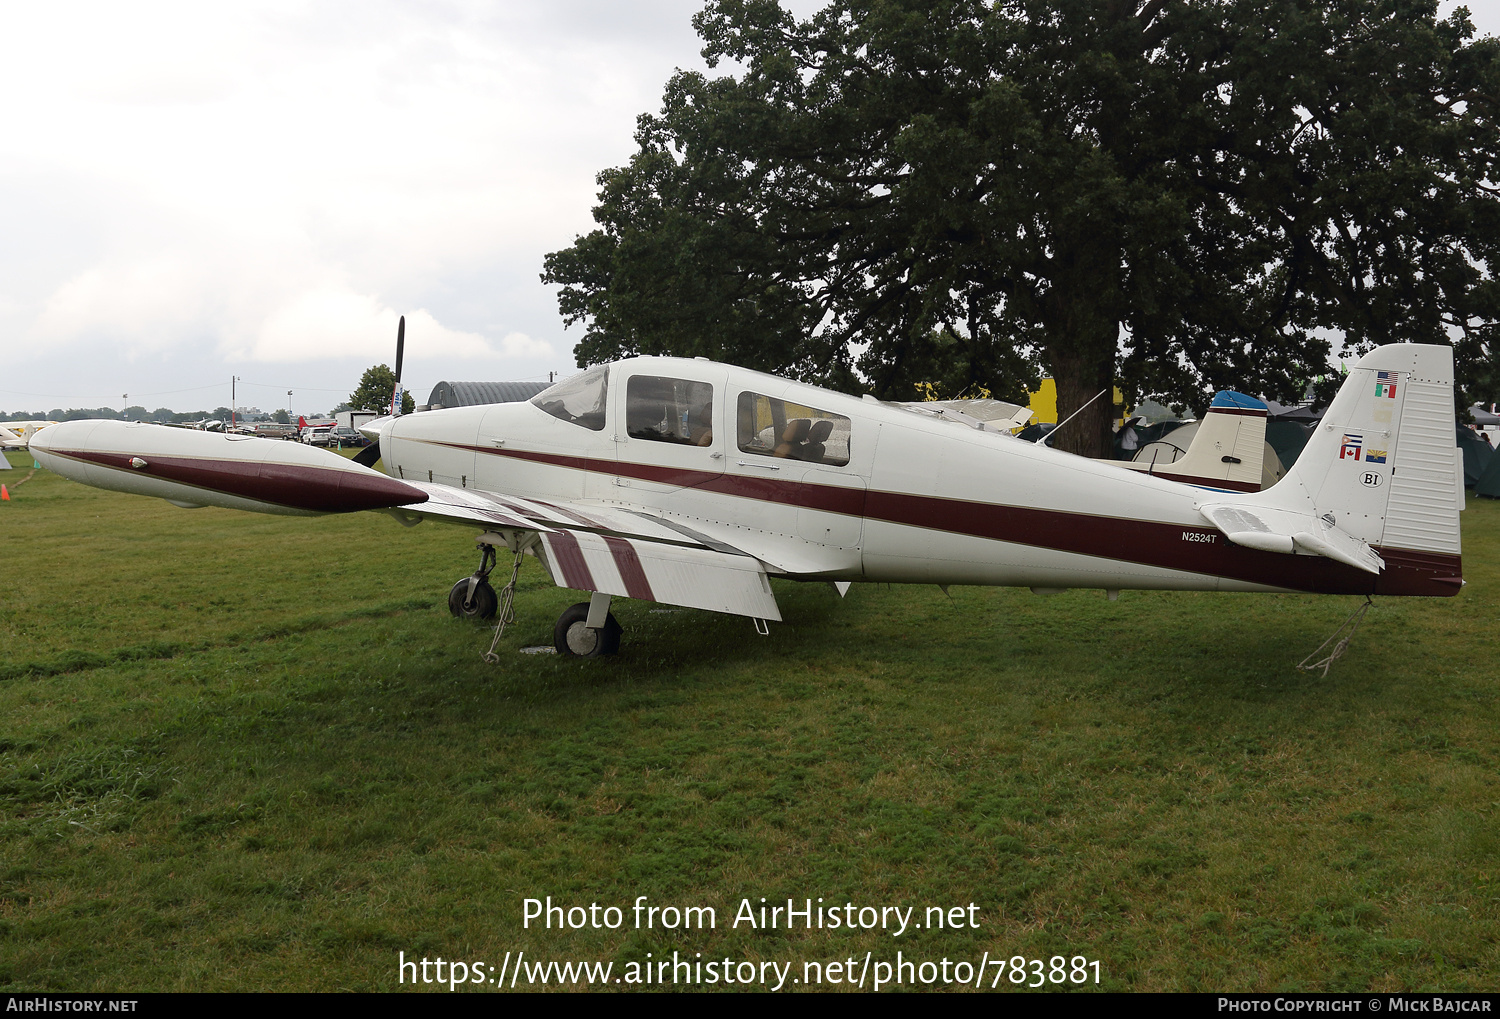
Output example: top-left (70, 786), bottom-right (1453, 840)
top-left (1262, 343), bottom-right (1462, 594)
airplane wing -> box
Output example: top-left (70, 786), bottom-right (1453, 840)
top-left (28, 421), bottom-right (784, 622)
top-left (1197, 501), bottom-right (1385, 574)
top-left (889, 398), bottom-right (1032, 432)
top-left (390, 483), bottom-right (783, 621)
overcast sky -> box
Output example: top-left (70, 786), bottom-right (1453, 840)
top-left (2, 1), bottom-right (1496, 416)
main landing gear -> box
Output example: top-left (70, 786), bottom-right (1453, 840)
top-left (554, 593), bottom-right (622, 658)
top-left (449, 542), bottom-right (623, 659)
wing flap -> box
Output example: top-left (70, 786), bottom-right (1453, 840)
top-left (537, 531), bottom-right (781, 621)
top-left (1199, 503), bottom-right (1385, 574)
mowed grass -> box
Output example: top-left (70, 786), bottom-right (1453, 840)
top-left (2, 445), bottom-right (1498, 992)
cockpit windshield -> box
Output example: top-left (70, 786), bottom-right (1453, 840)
top-left (530, 365), bottom-right (609, 431)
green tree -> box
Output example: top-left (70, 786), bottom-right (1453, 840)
top-left (349, 366), bottom-right (414, 415)
top-left (544, 0), bottom-right (1499, 456)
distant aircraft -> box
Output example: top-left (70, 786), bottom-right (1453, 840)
top-left (1112, 391), bottom-right (1285, 492)
top-left (29, 343), bottom-right (1461, 658)
top-left (1, 421), bottom-right (54, 451)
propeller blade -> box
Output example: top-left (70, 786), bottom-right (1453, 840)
top-left (394, 315), bottom-right (405, 384)
top-left (390, 315), bottom-right (406, 417)
top-left (352, 443), bottom-right (382, 468)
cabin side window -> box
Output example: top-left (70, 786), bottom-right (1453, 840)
top-left (530, 365), bottom-right (609, 431)
top-left (736, 392), bottom-right (851, 466)
top-left (625, 375), bottom-right (715, 446)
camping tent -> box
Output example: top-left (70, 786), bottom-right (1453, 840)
top-left (1265, 420), bottom-right (1313, 471)
top-left (1477, 449), bottom-right (1500, 499)
top-left (1457, 426), bottom-right (1495, 488)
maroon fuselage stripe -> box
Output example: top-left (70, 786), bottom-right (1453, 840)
top-left (602, 536), bottom-right (654, 600)
top-left (461, 444), bottom-right (1460, 597)
top-left (546, 530), bottom-right (595, 591)
top-left (52, 448), bottom-right (427, 513)
top-left (1142, 472), bottom-right (1261, 493)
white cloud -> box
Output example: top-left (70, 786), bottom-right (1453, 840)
top-left (1, 1), bottom-right (712, 407)
top-left (498, 332), bottom-right (554, 359)
top-left (251, 294), bottom-right (494, 362)
top-left (31, 258), bottom-right (215, 353)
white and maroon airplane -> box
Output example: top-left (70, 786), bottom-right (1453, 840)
top-left (28, 342), bottom-right (1463, 657)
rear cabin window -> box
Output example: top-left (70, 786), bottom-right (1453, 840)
top-left (736, 392), bottom-right (851, 466)
top-left (531, 365), bottom-right (608, 431)
top-left (626, 375), bottom-right (715, 445)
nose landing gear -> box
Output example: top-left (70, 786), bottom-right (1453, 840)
top-left (448, 543), bottom-right (500, 620)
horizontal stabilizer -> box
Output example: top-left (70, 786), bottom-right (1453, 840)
top-left (1199, 502), bottom-right (1385, 574)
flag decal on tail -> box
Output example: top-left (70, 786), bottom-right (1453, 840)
top-left (1375, 371), bottom-right (1400, 398)
top-left (1340, 434), bottom-right (1363, 460)
top-left (1365, 448), bottom-right (1388, 464)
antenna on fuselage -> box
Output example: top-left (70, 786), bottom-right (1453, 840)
top-left (1038, 388), bottom-right (1110, 446)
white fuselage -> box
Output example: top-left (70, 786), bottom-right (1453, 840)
top-left (27, 349), bottom-right (1462, 608)
top-left (380, 357), bottom-right (1283, 596)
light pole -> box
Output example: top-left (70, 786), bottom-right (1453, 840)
top-left (122, 395), bottom-right (128, 421)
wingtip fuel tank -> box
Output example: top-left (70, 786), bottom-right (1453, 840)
top-left (29, 420), bottom-right (428, 515)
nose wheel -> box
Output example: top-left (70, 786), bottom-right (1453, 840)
top-left (448, 577), bottom-right (498, 619)
top-left (449, 543), bottom-right (500, 620)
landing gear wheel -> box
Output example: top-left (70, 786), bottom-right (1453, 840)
top-left (448, 578), bottom-right (498, 620)
top-left (553, 602), bottom-right (622, 657)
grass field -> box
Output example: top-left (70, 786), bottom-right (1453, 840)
top-left (2, 445), bottom-right (1498, 992)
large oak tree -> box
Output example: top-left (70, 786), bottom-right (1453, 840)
top-left (544, 0), bottom-right (1499, 456)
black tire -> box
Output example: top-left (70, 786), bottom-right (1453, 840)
top-left (553, 602), bottom-right (622, 657)
top-left (448, 578), bottom-right (498, 620)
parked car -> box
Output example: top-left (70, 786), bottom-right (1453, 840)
top-left (302, 426), bottom-right (334, 447)
top-left (330, 426), bottom-right (369, 448)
